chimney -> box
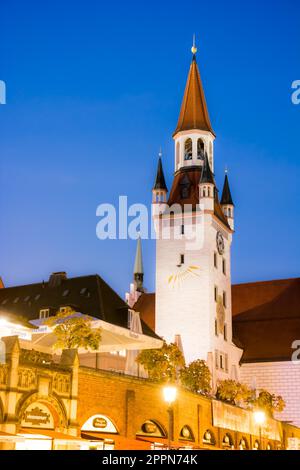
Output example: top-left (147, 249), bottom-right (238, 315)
top-left (48, 272), bottom-right (67, 288)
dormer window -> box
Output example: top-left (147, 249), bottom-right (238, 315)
top-left (39, 308), bottom-right (49, 319)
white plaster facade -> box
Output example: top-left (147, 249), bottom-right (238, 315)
top-left (154, 185), bottom-right (242, 385)
top-left (174, 129), bottom-right (215, 172)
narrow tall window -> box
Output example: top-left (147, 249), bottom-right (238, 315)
top-left (224, 323), bottom-right (227, 341)
top-left (223, 291), bottom-right (227, 308)
top-left (184, 138), bottom-right (192, 160)
top-left (214, 286), bottom-right (218, 302)
top-left (225, 354), bottom-right (229, 373)
top-left (197, 138), bottom-right (205, 160)
top-left (220, 354), bottom-right (224, 370)
top-left (214, 252), bottom-right (218, 268)
top-left (181, 224), bottom-right (185, 235)
top-left (215, 319), bottom-right (218, 336)
top-left (222, 258), bottom-right (226, 275)
top-left (180, 254), bottom-right (185, 265)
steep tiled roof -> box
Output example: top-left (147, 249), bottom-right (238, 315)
top-left (221, 174), bottom-right (234, 206)
top-left (167, 166), bottom-right (230, 229)
top-left (153, 157), bottom-right (168, 191)
top-left (134, 277), bottom-right (300, 362)
top-left (0, 273), bottom-right (159, 339)
top-left (174, 56), bottom-right (215, 136)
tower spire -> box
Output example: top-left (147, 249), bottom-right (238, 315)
top-left (133, 236), bottom-right (144, 292)
top-left (221, 173), bottom-right (234, 206)
top-left (153, 152), bottom-right (168, 192)
top-left (173, 41), bottom-right (215, 137)
top-left (200, 152), bottom-right (214, 184)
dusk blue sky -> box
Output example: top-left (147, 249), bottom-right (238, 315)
top-left (0, 0), bottom-right (299, 298)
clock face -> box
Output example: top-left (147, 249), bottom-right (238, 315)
top-left (216, 231), bottom-right (225, 255)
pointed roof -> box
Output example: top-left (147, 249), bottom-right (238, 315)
top-left (134, 237), bottom-right (144, 275)
top-left (174, 53), bottom-right (215, 136)
top-left (153, 157), bottom-right (168, 191)
top-left (221, 173), bottom-right (234, 206)
top-left (200, 152), bottom-right (214, 185)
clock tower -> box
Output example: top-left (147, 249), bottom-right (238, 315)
top-left (153, 41), bottom-right (242, 386)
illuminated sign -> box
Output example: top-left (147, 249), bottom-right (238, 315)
top-left (81, 415), bottom-right (118, 434)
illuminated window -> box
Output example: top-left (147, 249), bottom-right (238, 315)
top-left (39, 309), bottom-right (50, 319)
top-left (203, 429), bottom-right (216, 445)
top-left (180, 425), bottom-right (194, 441)
top-left (239, 437), bottom-right (249, 450)
top-left (222, 433), bottom-right (234, 449)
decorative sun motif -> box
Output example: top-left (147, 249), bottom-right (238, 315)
top-left (167, 265), bottom-right (200, 288)
top-left (216, 295), bottom-right (225, 334)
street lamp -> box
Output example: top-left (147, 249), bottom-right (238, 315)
top-left (163, 386), bottom-right (177, 450)
top-left (253, 410), bottom-right (266, 450)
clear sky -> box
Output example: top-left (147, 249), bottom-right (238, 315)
top-left (0, 0), bottom-right (299, 298)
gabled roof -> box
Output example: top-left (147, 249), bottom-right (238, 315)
top-left (174, 56), bottom-right (215, 136)
top-left (233, 278), bottom-right (300, 363)
top-left (0, 273), bottom-right (159, 339)
top-left (221, 174), bottom-right (234, 206)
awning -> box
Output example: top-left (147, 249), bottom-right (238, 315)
top-left (26, 318), bottom-right (162, 354)
top-left (136, 435), bottom-right (201, 449)
top-left (19, 428), bottom-right (85, 443)
top-left (81, 432), bottom-right (150, 450)
top-left (0, 431), bottom-right (25, 442)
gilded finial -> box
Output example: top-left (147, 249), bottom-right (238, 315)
top-left (158, 146), bottom-right (162, 157)
top-left (225, 166), bottom-right (228, 174)
top-left (191, 34), bottom-right (197, 55)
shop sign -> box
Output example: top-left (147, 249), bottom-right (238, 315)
top-left (21, 403), bottom-right (54, 429)
top-left (212, 400), bottom-right (251, 434)
top-left (212, 400), bottom-right (282, 441)
top-left (81, 414), bottom-right (118, 434)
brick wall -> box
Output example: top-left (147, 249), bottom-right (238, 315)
top-left (77, 366), bottom-right (300, 449)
